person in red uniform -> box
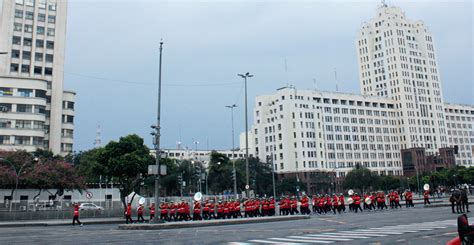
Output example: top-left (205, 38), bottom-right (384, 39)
top-left (202, 200), bottom-right (210, 220)
top-left (424, 190), bottom-right (431, 205)
top-left (262, 198), bottom-right (269, 216)
top-left (217, 200), bottom-right (224, 219)
top-left (137, 204), bottom-right (145, 222)
top-left (279, 197), bottom-right (286, 216)
top-left (318, 195), bottom-right (325, 214)
top-left (223, 200), bottom-right (231, 219)
top-left (339, 194), bottom-right (346, 213)
top-left (301, 195), bottom-right (310, 215)
top-left (149, 203), bottom-right (156, 221)
top-left (369, 193), bottom-right (376, 210)
top-left (290, 197), bottom-right (298, 215)
top-left (269, 197), bottom-right (275, 216)
top-left (324, 195), bottom-right (332, 214)
top-left (160, 201), bottom-right (168, 221)
top-left (233, 200), bottom-right (242, 218)
top-left (177, 200), bottom-right (185, 221)
top-left (406, 190), bottom-right (414, 208)
top-left (209, 200), bottom-right (216, 219)
top-left (184, 200), bottom-right (191, 220)
top-left (72, 202), bottom-right (82, 226)
top-left (169, 202), bottom-right (177, 221)
top-left (193, 200), bottom-right (202, 220)
top-left (332, 194), bottom-right (340, 214)
top-left (125, 203), bottom-right (133, 224)
top-left (394, 191), bottom-right (402, 208)
top-left (354, 193), bottom-right (363, 213)
top-left (363, 193), bottom-right (370, 210)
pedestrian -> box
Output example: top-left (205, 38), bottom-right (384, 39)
top-left (450, 191), bottom-right (457, 214)
top-left (149, 203), bottom-right (155, 221)
top-left (423, 189), bottom-right (431, 205)
top-left (137, 204), bottom-right (145, 223)
top-left (461, 187), bottom-right (470, 213)
top-left (125, 203), bottom-right (133, 224)
top-left (72, 202), bottom-right (83, 227)
top-left (193, 200), bottom-right (202, 220)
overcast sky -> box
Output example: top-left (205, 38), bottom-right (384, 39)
top-left (63, 0), bottom-right (473, 152)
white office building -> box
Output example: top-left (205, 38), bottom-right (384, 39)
top-left (0, 0), bottom-right (74, 155)
top-left (244, 3), bottom-right (474, 177)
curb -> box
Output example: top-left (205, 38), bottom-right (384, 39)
top-left (0, 219), bottom-right (123, 228)
top-left (118, 215), bottom-right (310, 230)
top-left (423, 201), bottom-right (474, 209)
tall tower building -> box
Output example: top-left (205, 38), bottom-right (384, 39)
top-left (0, 0), bottom-right (75, 155)
top-left (356, 3), bottom-right (447, 154)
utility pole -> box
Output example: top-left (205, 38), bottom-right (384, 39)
top-left (151, 40), bottom-right (164, 222)
top-left (226, 104), bottom-right (238, 198)
top-left (238, 72), bottom-right (253, 198)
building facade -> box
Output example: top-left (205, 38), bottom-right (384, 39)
top-left (0, 0), bottom-right (74, 155)
top-left (244, 3), bottom-right (474, 183)
top-left (357, 4), bottom-right (448, 155)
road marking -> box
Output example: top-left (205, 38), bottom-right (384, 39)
top-left (321, 233), bottom-right (371, 238)
top-left (269, 237), bottom-right (334, 243)
top-left (306, 234), bottom-right (356, 240)
top-left (288, 235), bottom-right (352, 241)
top-left (352, 230), bottom-right (404, 235)
top-left (247, 240), bottom-right (283, 244)
top-left (369, 227), bottom-right (426, 232)
top-left (337, 231), bottom-right (388, 237)
top-left (317, 218), bottom-right (347, 224)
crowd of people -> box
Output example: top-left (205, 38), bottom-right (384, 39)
top-left (69, 187), bottom-right (470, 225)
top-left (115, 189), bottom-right (438, 224)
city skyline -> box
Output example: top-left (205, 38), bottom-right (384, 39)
top-left (62, 0), bottom-right (472, 152)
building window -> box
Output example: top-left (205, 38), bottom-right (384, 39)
top-left (24, 38), bottom-right (32, 46)
top-left (48, 15), bottom-right (56, 23)
top-left (13, 23), bottom-right (22, 32)
top-left (22, 51), bottom-right (31, 60)
top-left (35, 52), bottom-right (43, 61)
top-left (24, 24), bottom-right (33, 33)
top-left (34, 105), bottom-right (46, 114)
top-left (15, 0), bottom-right (24, 4)
top-left (0, 88), bottom-right (13, 96)
top-left (37, 26), bottom-right (45, 35)
top-left (12, 36), bottom-right (21, 45)
top-left (25, 0), bottom-right (34, 6)
top-left (45, 67), bottom-right (52, 75)
top-left (25, 11), bottom-right (34, 20)
top-left (16, 104), bottom-right (33, 113)
top-left (11, 50), bottom-right (20, 59)
top-left (16, 120), bottom-right (32, 129)
top-left (18, 89), bottom-right (33, 97)
top-left (21, 64), bottom-right (30, 73)
top-left (46, 41), bottom-right (54, 49)
top-left (38, 13), bottom-right (46, 22)
top-left (15, 9), bottom-right (23, 18)
top-left (48, 2), bottom-right (56, 11)
top-left (10, 63), bottom-right (19, 72)
top-left (15, 136), bottom-right (30, 145)
top-left (47, 28), bottom-right (55, 36)
top-left (45, 54), bottom-right (53, 62)
top-left (36, 39), bottom-right (44, 48)
top-left (0, 135), bottom-right (11, 145)
top-left (34, 66), bottom-right (42, 74)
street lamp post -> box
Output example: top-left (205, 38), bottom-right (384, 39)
top-left (225, 104), bottom-right (238, 198)
top-left (238, 72), bottom-right (253, 197)
top-left (150, 40), bottom-right (164, 222)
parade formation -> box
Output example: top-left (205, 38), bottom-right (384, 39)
top-left (119, 189), bottom-right (429, 224)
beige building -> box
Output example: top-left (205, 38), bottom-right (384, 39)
top-left (0, 0), bottom-right (74, 155)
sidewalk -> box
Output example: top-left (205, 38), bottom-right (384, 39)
top-left (118, 215), bottom-right (310, 230)
top-left (0, 217), bottom-right (123, 228)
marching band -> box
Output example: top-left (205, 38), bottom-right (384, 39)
top-left (123, 189), bottom-right (426, 223)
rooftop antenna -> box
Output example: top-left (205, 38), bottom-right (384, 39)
top-left (177, 124), bottom-right (182, 150)
top-left (94, 125), bottom-right (102, 148)
top-left (334, 68), bottom-right (339, 92)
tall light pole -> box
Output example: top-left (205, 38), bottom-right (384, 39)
top-left (238, 72), bottom-right (253, 197)
top-left (151, 40), bottom-right (164, 222)
top-left (226, 104), bottom-right (238, 198)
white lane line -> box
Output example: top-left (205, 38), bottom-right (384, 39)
top-left (247, 240), bottom-right (287, 244)
top-left (321, 232), bottom-right (371, 238)
top-left (306, 234), bottom-right (356, 240)
top-left (398, 225), bottom-right (448, 229)
top-left (336, 231), bottom-right (388, 237)
top-left (369, 227), bottom-right (428, 232)
top-left (349, 230), bottom-right (404, 235)
top-left (288, 235), bottom-right (352, 241)
top-left (269, 237), bottom-right (334, 244)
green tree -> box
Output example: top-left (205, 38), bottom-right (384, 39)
top-left (95, 134), bottom-right (154, 207)
top-left (343, 166), bottom-right (377, 193)
top-left (74, 149), bottom-right (102, 183)
top-left (277, 177), bottom-right (307, 196)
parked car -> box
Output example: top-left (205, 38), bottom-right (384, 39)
top-left (79, 203), bottom-right (104, 211)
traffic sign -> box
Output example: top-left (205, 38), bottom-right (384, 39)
top-left (86, 192), bottom-right (93, 199)
top-left (245, 185), bottom-right (250, 190)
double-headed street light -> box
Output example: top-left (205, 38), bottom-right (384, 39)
top-left (225, 104), bottom-right (238, 198)
top-left (238, 72), bottom-right (253, 197)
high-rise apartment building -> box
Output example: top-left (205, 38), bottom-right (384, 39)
top-left (356, 3), bottom-right (447, 155)
top-left (244, 3), bottom-right (474, 184)
top-left (0, 0), bottom-right (74, 155)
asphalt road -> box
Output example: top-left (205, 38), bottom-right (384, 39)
top-left (0, 206), bottom-right (468, 245)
